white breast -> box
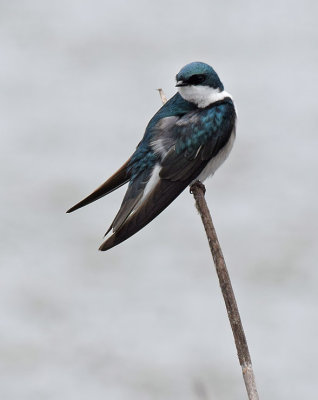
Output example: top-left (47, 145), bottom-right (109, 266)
top-left (195, 126), bottom-right (236, 183)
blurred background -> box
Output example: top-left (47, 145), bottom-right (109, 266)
top-left (1, 1), bottom-right (317, 399)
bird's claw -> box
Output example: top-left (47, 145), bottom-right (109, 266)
top-left (190, 180), bottom-right (206, 194)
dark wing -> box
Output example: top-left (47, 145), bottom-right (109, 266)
top-left (66, 158), bottom-right (131, 213)
top-left (99, 178), bottom-right (187, 251)
top-left (160, 101), bottom-right (236, 181)
top-left (104, 166), bottom-right (154, 235)
top-left (99, 100), bottom-right (236, 251)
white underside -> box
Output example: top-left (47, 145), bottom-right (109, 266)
top-left (194, 126), bottom-right (236, 183)
top-left (178, 85), bottom-right (232, 108)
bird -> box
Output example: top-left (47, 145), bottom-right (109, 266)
top-left (67, 62), bottom-right (237, 251)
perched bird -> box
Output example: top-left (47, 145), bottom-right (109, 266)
top-left (67, 62), bottom-right (237, 251)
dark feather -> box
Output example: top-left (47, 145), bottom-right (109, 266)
top-left (99, 178), bottom-right (190, 251)
top-left (105, 167), bottom-right (153, 235)
top-left (66, 158), bottom-right (131, 213)
top-left (159, 148), bottom-right (206, 181)
top-left (158, 101), bottom-right (236, 181)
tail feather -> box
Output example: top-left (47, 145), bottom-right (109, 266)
top-left (66, 158), bottom-right (131, 213)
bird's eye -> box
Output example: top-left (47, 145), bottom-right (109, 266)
top-left (187, 74), bottom-right (206, 85)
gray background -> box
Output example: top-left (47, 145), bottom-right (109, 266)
top-left (1, 1), bottom-right (317, 399)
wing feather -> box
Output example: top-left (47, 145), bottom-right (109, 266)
top-left (99, 178), bottom-right (189, 251)
top-left (106, 168), bottom-right (153, 234)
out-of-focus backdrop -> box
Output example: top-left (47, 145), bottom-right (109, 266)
top-left (1, 1), bottom-right (317, 399)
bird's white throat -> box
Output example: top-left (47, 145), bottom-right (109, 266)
top-left (178, 85), bottom-right (232, 108)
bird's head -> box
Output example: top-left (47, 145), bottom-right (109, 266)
top-left (175, 62), bottom-right (225, 107)
top-left (176, 62), bottom-right (223, 90)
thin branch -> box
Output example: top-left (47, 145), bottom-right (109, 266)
top-left (190, 181), bottom-right (259, 400)
top-left (157, 88), bottom-right (259, 399)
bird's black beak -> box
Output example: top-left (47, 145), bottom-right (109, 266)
top-left (175, 80), bottom-right (187, 87)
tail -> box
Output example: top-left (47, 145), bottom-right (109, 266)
top-left (66, 158), bottom-right (131, 213)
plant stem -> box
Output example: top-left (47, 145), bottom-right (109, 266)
top-left (190, 181), bottom-right (259, 400)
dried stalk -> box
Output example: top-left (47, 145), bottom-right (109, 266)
top-left (158, 89), bottom-right (259, 399)
top-left (157, 88), bottom-right (167, 104)
top-left (190, 181), bottom-right (259, 400)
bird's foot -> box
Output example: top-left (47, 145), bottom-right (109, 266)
top-left (190, 180), bottom-right (206, 194)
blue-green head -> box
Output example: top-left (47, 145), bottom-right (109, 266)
top-left (176, 62), bottom-right (224, 91)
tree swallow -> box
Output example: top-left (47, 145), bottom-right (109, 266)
top-left (67, 62), bottom-right (237, 251)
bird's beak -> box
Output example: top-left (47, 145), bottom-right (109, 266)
top-left (175, 80), bottom-right (187, 87)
